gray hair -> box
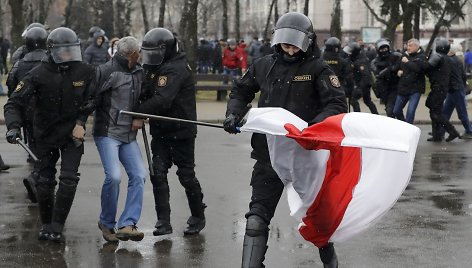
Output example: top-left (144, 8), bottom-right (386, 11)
top-left (407, 38), bottom-right (420, 47)
top-left (116, 36), bottom-right (140, 57)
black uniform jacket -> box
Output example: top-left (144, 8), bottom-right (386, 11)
top-left (4, 60), bottom-right (95, 145)
top-left (137, 53), bottom-right (197, 140)
top-left (226, 48), bottom-right (347, 162)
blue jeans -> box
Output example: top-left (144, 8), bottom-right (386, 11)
top-left (393, 92), bottom-right (421, 124)
top-left (442, 89), bottom-right (472, 134)
top-left (94, 136), bottom-right (147, 229)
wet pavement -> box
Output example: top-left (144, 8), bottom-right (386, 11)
top-left (1, 124), bottom-right (472, 267)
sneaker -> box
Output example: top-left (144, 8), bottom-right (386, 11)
top-left (98, 222), bottom-right (119, 243)
top-left (461, 132), bottom-right (472, 139)
top-left (183, 216), bottom-right (206, 235)
top-left (23, 176), bottom-right (38, 203)
top-left (116, 225), bottom-right (144, 241)
top-left (153, 221), bottom-right (173, 236)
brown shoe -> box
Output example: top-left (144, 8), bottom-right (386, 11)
top-left (98, 222), bottom-right (119, 243)
top-left (116, 225), bottom-right (144, 241)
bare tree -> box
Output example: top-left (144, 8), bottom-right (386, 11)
top-left (140, 0), bottom-right (150, 33)
top-left (179, 0), bottom-right (199, 70)
top-left (263, 0), bottom-right (277, 39)
top-left (274, 0), bottom-right (279, 24)
top-left (235, 0), bottom-right (240, 41)
top-left (330, 0), bottom-right (342, 39)
top-left (221, 0), bottom-right (228, 40)
top-left (63, 0), bottom-right (74, 27)
top-left (424, 0), bottom-right (469, 54)
top-left (158, 0), bottom-right (166, 27)
top-left (362, 0), bottom-right (403, 44)
top-left (38, 0), bottom-right (53, 23)
top-left (8, 0), bottom-right (25, 51)
top-left (303, 0), bottom-right (310, 15)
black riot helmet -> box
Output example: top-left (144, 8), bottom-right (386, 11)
top-left (46, 27), bottom-right (82, 64)
top-left (141, 27), bottom-right (177, 66)
top-left (435, 38), bottom-right (450, 55)
top-left (324, 37), bottom-right (341, 52)
top-left (21, 22), bottom-right (45, 38)
top-left (347, 42), bottom-right (362, 59)
top-left (25, 27), bottom-right (48, 51)
top-left (375, 39), bottom-right (391, 58)
top-left (271, 12), bottom-right (315, 52)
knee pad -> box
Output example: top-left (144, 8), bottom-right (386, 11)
top-left (178, 176), bottom-right (201, 191)
top-left (246, 215), bottom-right (268, 237)
top-left (176, 167), bottom-right (196, 180)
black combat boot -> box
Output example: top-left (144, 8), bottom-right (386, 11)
top-left (183, 191), bottom-right (206, 235)
top-left (241, 215), bottom-right (269, 268)
top-left (151, 175), bottom-right (173, 236)
top-left (23, 172), bottom-right (38, 203)
top-left (444, 123), bottom-right (461, 142)
top-left (319, 242), bottom-right (338, 268)
top-left (49, 177), bottom-right (78, 243)
top-left (427, 123), bottom-right (444, 142)
top-left (0, 154), bottom-right (10, 171)
top-left (36, 180), bottom-right (54, 241)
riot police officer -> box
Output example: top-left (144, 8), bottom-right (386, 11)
top-left (4, 27), bottom-right (96, 243)
top-left (348, 42), bottom-right (379, 114)
top-left (426, 38), bottom-right (460, 142)
top-left (11, 22), bottom-right (47, 64)
top-left (323, 37), bottom-right (359, 112)
top-left (224, 12), bottom-right (346, 268)
top-left (6, 26), bottom-right (48, 203)
top-left (137, 28), bottom-right (207, 236)
top-left (370, 39), bottom-right (401, 117)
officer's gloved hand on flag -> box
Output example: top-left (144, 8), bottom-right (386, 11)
top-left (223, 114), bottom-right (242, 134)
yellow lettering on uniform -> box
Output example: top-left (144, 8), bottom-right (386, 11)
top-left (293, 75), bottom-right (312, 81)
top-left (73, 81), bottom-right (85, 87)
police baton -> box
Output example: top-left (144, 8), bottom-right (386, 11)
top-left (15, 138), bottom-right (39, 162)
top-left (141, 123), bottom-right (154, 176)
top-left (120, 104), bottom-right (252, 130)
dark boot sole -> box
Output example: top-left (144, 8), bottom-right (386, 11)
top-left (116, 233), bottom-right (144, 242)
top-left (153, 228), bottom-right (173, 236)
top-left (23, 178), bottom-right (38, 203)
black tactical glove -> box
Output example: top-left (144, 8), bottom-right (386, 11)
top-left (223, 114), bottom-right (241, 134)
top-left (6, 128), bottom-right (22, 144)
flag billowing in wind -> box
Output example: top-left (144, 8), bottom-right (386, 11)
top-left (240, 108), bottom-right (421, 247)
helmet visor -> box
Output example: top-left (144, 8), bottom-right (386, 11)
top-left (140, 48), bottom-right (166, 66)
top-left (50, 45), bottom-right (82, 63)
top-left (271, 28), bottom-right (310, 52)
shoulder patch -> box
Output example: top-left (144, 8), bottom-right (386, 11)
top-left (15, 81), bottom-right (24, 92)
top-left (73, 80), bottom-right (85, 87)
top-left (157, 76), bottom-right (167, 87)
top-left (329, 75), bottom-right (341, 88)
top-left (293, 75), bottom-right (312, 82)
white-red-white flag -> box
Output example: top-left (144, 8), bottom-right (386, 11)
top-left (240, 108), bottom-right (420, 247)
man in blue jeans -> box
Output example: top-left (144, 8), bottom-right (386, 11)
top-left (393, 38), bottom-right (428, 124)
top-left (439, 44), bottom-right (472, 139)
top-left (93, 36), bottom-right (147, 242)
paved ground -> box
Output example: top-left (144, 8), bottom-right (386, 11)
top-left (1, 124), bottom-right (472, 267)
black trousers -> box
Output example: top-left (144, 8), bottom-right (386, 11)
top-left (151, 137), bottom-right (197, 179)
top-left (245, 161), bottom-right (284, 224)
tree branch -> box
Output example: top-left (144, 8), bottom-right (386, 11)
top-left (362, 0), bottom-right (388, 25)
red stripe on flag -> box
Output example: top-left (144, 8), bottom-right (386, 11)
top-left (299, 146), bottom-right (362, 247)
top-left (284, 114), bottom-right (347, 150)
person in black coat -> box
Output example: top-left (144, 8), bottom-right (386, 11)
top-left (323, 37), bottom-right (359, 112)
top-left (425, 39), bottom-right (460, 142)
top-left (393, 38), bottom-right (428, 123)
top-left (370, 39), bottom-right (401, 117)
top-left (224, 12), bottom-right (346, 268)
top-left (137, 27), bottom-right (206, 237)
top-left (4, 27), bottom-right (96, 243)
